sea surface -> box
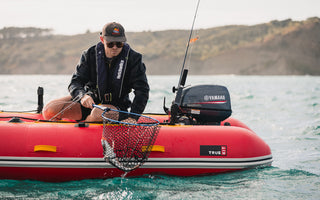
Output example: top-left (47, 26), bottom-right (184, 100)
top-left (0, 75), bottom-right (319, 199)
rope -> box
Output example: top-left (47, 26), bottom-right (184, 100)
top-left (49, 94), bottom-right (82, 121)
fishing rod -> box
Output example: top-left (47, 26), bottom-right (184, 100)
top-left (175, 0), bottom-right (201, 92)
top-left (170, 0), bottom-right (201, 124)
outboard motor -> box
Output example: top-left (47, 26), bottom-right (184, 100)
top-left (167, 83), bottom-right (232, 125)
top-left (179, 85), bottom-right (232, 124)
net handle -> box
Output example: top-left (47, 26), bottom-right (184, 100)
top-left (93, 104), bottom-right (160, 126)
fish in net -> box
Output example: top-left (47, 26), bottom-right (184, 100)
top-left (94, 105), bottom-right (160, 172)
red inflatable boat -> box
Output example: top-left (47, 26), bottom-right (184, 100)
top-left (0, 84), bottom-right (272, 182)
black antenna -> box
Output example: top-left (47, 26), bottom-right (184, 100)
top-left (170, 0), bottom-right (200, 124)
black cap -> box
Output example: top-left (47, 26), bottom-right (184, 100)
top-left (101, 22), bottom-right (126, 42)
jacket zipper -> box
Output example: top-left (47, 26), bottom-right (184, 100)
top-left (97, 58), bottom-right (113, 103)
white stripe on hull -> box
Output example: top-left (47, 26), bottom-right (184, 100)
top-left (0, 155), bottom-right (273, 169)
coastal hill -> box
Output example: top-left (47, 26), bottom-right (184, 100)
top-left (0, 17), bottom-right (319, 75)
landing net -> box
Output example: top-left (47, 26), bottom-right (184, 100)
top-left (95, 105), bottom-right (160, 172)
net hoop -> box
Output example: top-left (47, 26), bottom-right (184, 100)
top-left (101, 107), bottom-right (160, 126)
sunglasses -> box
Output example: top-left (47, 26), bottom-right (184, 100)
top-left (106, 42), bottom-right (124, 48)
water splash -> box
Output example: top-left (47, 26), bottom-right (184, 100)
top-left (121, 172), bottom-right (128, 179)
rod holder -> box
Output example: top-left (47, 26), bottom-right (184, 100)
top-left (37, 87), bottom-right (44, 114)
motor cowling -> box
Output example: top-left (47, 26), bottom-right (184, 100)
top-left (179, 85), bottom-right (232, 123)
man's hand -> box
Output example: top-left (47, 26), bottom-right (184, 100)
top-left (80, 94), bottom-right (94, 109)
top-left (121, 117), bottom-right (137, 124)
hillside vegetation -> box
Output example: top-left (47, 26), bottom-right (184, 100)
top-left (0, 17), bottom-right (319, 75)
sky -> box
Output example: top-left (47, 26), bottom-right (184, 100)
top-left (1, 0), bottom-right (320, 35)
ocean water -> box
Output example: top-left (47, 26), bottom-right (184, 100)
top-left (0, 75), bottom-right (319, 199)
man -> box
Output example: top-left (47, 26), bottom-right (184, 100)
top-left (43, 22), bottom-right (149, 122)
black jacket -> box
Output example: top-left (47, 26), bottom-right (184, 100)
top-left (68, 43), bottom-right (149, 114)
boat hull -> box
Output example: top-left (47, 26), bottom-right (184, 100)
top-left (0, 112), bottom-right (272, 182)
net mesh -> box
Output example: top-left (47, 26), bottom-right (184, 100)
top-left (99, 107), bottom-right (160, 172)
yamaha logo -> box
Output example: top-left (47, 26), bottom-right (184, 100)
top-left (204, 95), bottom-right (226, 101)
